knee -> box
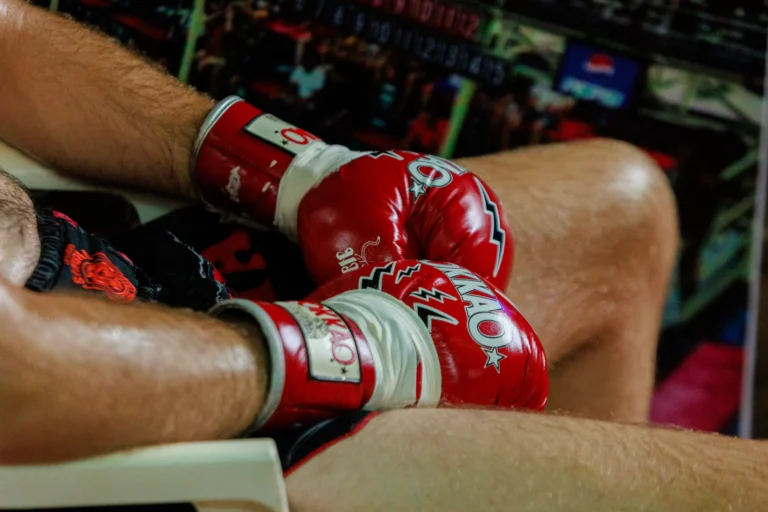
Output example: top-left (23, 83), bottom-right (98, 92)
top-left (588, 138), bottom-right (676, 217)
top-left (573, 138), bottom-right (678, 294)
top-left (471, 137), bottom-right (678, 302)
top-left (0, 169), bottom-right (39, 286)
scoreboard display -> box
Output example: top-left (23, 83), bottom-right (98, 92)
top-left (288, 0), bottom-right (505, 85)
top-left (356, 0), bottom-right (486, 42)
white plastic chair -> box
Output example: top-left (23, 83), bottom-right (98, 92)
top-left (0, 141), bottom-right (188, 224)
top-left (0, 141), bottom-right (289, 512)
top-left (0, 440), bottom-right (288, 512)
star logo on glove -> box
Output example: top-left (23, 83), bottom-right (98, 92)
top-left (409, 180), bottom-right (427, 200)
top-left (272, 130), bottom-right (290, 146)
top-left (483, 347), bottom-right (507, 372)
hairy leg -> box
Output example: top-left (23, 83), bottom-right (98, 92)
top-left (459, 140), bottom-right (678, 421)
top-left (0, 169), bottom-right (39, 285)
top-left (287, 409), bottom-right (767, 512)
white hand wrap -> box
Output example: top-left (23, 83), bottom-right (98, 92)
top-left (274, 143), bottom-right (364, 241)
top-left (324, 289), bottom-right (442, 410)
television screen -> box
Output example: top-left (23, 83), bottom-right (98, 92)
top-left (555, 41), bottom-right (642, 109)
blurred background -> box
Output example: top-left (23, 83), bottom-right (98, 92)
top-left (30, 0), bottom-right (766, 437)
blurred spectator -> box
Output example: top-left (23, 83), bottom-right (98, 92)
top-left (402, 74), bottom-right (457, 154)
top-left (288, 46), bottom-right (327, 112)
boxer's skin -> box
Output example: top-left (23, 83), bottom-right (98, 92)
top-left (0, 0), bottom-right (677, 422)
top-left (0, 268), bottom-right (765, 511)
top-left (0, 170), bottom-right (39, 286)
top-left (0, 187), bottom-right (757, 510)
top-left (287, 409), bottom-right (768, 512)
top-left (0, 261), bottom-right (268, 463)
top-left (0, 180), bottom-right (268, 462)
top-left (460, 144), bottom-right (678, 420)
top-left (0, 6), bottom-right (755, 508)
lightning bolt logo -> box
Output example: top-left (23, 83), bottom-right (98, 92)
top-left (367, 150), bottom-right (405, 161)
top-left (396, 264), bottom-right (421, 284)
top-left (412, 303), bottom-right (459, 332)
top-left (410, 287), bottom-right (457, 303)
top-left (475, 177), bottom-right (505, 278)
top-left (359, 262), bottom-right (396, 290)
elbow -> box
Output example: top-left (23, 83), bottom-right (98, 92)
top-left (0, 402), bottom-right (45, 466)
top-left (0, 390), bottom-right (113, 466)
top-left (0, 339), bottom-right (49, 465)
top-left (0, 292), bottom-right (104, 465)
top-left (0, 406), bottom-right (99, 466)
top-left (0, 437), bottom-right (44, 466)
top-left (0, 386), bottom-right (57, 465)
top-left (0, 360), bottom-right (33, 465)
top-left (0, 347), bottom-right (82, 465)
top-left (0, 439), bottom-right (90, 467)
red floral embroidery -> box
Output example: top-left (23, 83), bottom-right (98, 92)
top-left (63, 244), bottom-right (137, 302)
top-left (53, 211), bottom-right (78, 228)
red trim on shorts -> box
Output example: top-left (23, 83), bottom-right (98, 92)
top-left (52, 210), bottom-right (78, 228)
top-left (283, 412), bottom-right (382, 478)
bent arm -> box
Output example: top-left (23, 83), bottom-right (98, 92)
top-left (0, 0), bottom-right (212, 198)
top-left (0, 284), bottom-right (268, 464)
top-left (288, 409), bottom-right (768, 512)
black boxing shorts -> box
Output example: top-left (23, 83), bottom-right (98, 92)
top-left (25, 208), bottom-right (230, 311)
top-left (111, 206), bottom-right (316, 302)
top-left (25, 209), bottom-right (161, 302)
top-left (26, 203), bottom-right (315, 308)
top-left (275, 411), bottom-right (380, 475)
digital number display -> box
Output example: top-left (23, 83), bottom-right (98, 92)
top-left (291, 0), bottom-right (505, 85)
top-left (351, 0), bottom-right (484, 41)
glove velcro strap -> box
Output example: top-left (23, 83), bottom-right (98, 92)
top-left (192, 97), bottom-right (302, 225)
top-left (194, 96), bottom-right (349, 230)
top-left (193, 95), bottom-right (242, 158)
top-left (210, 299), bottom-right (376, 433)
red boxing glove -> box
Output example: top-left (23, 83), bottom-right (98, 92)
top-left (309, 260), bottom-right (548, 411)
top-left (193, 97), bottom-right (514, 289)
top-left (209, 260), bottom-right (547, 432)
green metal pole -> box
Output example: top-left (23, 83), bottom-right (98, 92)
top-left (440, 79), bottom-right (476, 158)
top-left (178, 0), bottom-right (206, 83)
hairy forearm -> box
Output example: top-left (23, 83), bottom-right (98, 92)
top-left (288, 409), bottom-right (768, 512)
top-left (0, 0), bottom-right (212, 198)
top-left (0, 287), bottom-right (267, 464)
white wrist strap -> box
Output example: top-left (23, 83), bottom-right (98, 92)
top-left (194, 95), bottom-right (243, 160)
top-left (324, 289), bottom-right (442, 410)
top-left (274, 143), bottom-right (363, 241)
top-left (194, 95), bottom-right (364, 239)
top-left (208, 299), bottom-right (286, 434)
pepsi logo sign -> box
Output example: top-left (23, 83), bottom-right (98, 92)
top-left (584, 53), bottom-right (615, 76)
